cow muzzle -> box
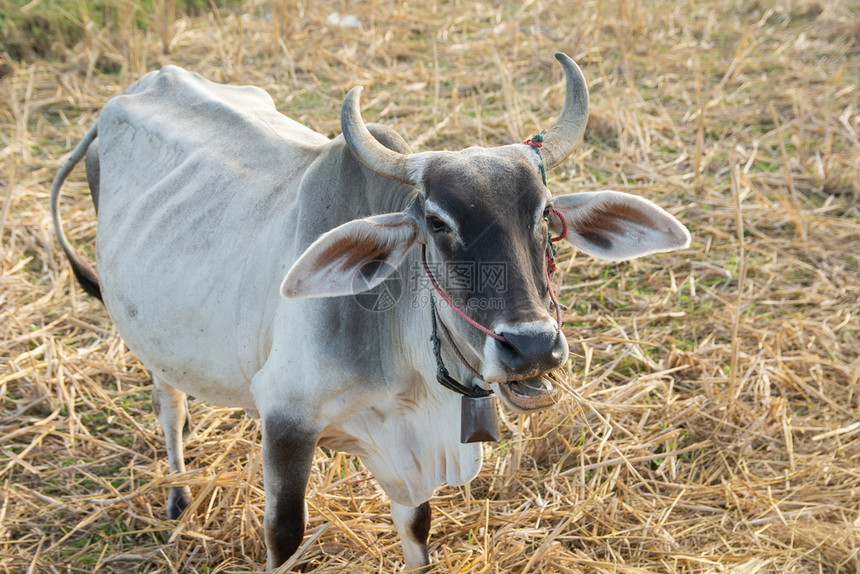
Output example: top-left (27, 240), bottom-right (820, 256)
top-left (482, 320), bottom-right (568, 412)
top-left (495, 329), bottom-right (568, 373)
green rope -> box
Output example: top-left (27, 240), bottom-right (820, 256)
top-left (526, 131), bottom-right (557, 258)
top-left (429, 296), bottom-right (492, 398)
top-left (429, 296), bottom-right (451, 382)
top-left (526, 129), bottom-right (548, 187)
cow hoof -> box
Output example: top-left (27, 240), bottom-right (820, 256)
top-left (167, 486), bottom-right (192, 519)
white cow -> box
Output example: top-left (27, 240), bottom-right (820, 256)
top-left (51, 53), bottom-right (689, 571)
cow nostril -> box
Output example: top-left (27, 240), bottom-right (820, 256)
top-left (550, 331), bottom-right (567, 362)
top-left (495, 337), bottom-right (524, 371)
top-left (496, 329), bottom-right (560, 372)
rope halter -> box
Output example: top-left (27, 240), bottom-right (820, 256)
top-left (421, 130), bottom-right (570, 399)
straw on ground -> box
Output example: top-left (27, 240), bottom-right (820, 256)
top-left (1, 1), bottom-right (859, 572)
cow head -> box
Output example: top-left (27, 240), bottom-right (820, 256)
top-left (281, 53), bottom-right (690, 413)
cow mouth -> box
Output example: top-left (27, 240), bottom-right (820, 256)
top-left (496, 372), bottom-right (561, 412)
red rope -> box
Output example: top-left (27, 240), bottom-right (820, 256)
top-left (421, 206), bottom-right (569, 341)
top-left (544, 252), bottom-right (562, 332)
top-left (551, 207), bottom-right (567, 242)
top-left (544, 209), bottom-right (567, 331)
top-left (421, 245), bottom-right (507, 342)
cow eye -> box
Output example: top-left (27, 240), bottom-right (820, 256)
top-left (426, 215), bottom-right (451, 234)
top-left (542, 206), bottom-right (552, 220)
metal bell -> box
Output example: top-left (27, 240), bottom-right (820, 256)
top-left (460, 395), bottom-right (500, 443)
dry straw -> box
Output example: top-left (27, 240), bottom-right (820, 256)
top-left (2, 0), bottom-right (859, 572)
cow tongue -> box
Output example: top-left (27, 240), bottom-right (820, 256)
top-left (508, 376), bottom-right (553, 397)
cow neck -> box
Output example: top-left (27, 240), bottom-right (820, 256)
top-left (427, 295), bottom-right (491, 398)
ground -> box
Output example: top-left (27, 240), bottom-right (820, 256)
top-left (1, 0), bottom-right (859, 572)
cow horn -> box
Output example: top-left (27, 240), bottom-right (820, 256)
top-left (341, 87), bottom-right (415, 185)
top-left (540, 53), bottom-right (590, 171)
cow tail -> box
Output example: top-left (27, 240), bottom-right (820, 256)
top-left (50, 122), bottom-right (103, 301)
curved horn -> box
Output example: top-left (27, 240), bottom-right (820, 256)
top-left (341, 87), bottom-right (414, 185)
top-left (540, 53), bottom-right (590, 171)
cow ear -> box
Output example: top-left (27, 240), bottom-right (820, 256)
top-left (550, 190), bottom-right (690, 261)
top-left (281, 212), bottom-right (418, 299)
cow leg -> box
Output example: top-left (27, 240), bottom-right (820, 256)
top-left (391, 500), bottom-right (432, 573)
top-left (262, 414), bottom-right (317, 570)
top-left (152, 375), bottom-right (192, 519)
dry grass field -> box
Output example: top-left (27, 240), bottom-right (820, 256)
top-left (2, 0), bottom-right (860, 572)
